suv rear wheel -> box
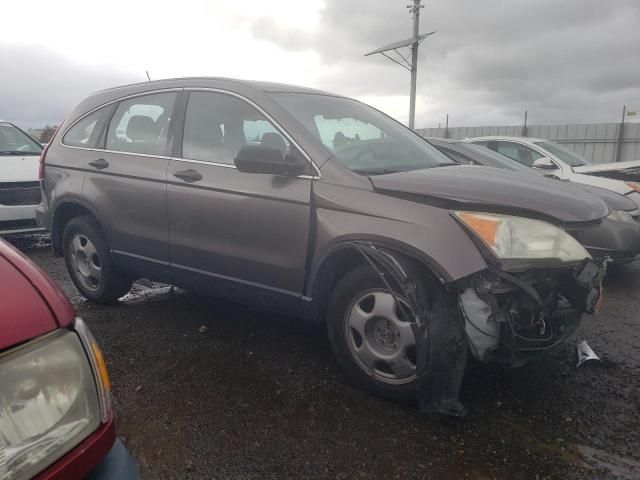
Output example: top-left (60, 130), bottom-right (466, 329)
top-left (327, 262), bottom-right (449, 403)
top-left (62, 215), bottom-right (132, 303)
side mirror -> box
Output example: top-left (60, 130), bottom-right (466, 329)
top-left (234, 146), bottom-right (306, 176)
top-left (532, 157), bottom-right (557, 170)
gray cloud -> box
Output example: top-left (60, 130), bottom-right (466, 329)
top-left (252, 0), bottom-right (640, 126)
top-left (0, 45), bottom-right (139, 129)
top-left (1, 1), bottom-right (638, 129)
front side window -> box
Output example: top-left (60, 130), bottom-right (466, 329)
top-left (182, 92), bottom-right (290, 165)
top-left (105, 92), bottom-right (176, 155)
top-left (63, 108), bottom-right (109, 148)
top-left (0, 123), bottom-right (42, 155)
top-left (271, 93), bottom-right (453, 175)
top-left (534, 141), bottom-right (590, 167)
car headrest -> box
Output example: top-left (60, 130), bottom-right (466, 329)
top-left (261, 132), bottom-right (286, 156)
top-left (127, 116), bottom-right (157, 142)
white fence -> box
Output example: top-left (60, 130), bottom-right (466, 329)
top-left (416, 122), bottom-right (640, 164)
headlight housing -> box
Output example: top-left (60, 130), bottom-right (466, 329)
top-left (625, 191), bottom-right (640, 210)
top-left (607, 209), bottom-right (636, 224)
top-left (453, 211), bottom-right (591, 269)
top-left (0, 326), bottom-right (105, 480)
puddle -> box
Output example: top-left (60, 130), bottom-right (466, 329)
top-left (576, 445), bottom-right (640, 479)
top-left (4, 233), bottom-right (52, 250)
top-left (119, 280), bottom-right (183, 304)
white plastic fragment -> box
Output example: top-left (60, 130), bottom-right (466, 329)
top-left (576, 340), bottom-right (601, 367)
top-left (459, 288), bottom-right (500, 361)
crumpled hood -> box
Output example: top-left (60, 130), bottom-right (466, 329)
top-left (574, 160), bottom-right (640, 175)
top-left (370, 165), bottom-right (609, 223)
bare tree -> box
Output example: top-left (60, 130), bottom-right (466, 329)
top-left (40, 125), bottom-right (58, 143)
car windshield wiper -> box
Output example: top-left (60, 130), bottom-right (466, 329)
top-left (0, 150), bottom-right (40, 156)
top-left (352, 167), bottom-right (404, 176)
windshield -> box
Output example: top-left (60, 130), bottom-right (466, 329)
top-left (0, 123), bottom-right (42, 155)
top-left (534, 140), bottom-right (590, 167)
top-left (457, 143), bottom-right (543, 174)
top-left (271, 93), bottom-right (455, 175)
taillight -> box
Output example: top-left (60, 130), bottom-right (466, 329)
top-left (38, 142), bottom-right (51, 180)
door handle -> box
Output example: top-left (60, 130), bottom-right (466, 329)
top-left (88, 158), bottom-right (109, 169)
top-left (173, 169), bottom-right (203, 183)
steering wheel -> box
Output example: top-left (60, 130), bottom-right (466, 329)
top-left (350, 146), bottom-right (377, 165)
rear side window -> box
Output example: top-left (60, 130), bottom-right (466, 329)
top-left (105, 92), bottom-right (177, 156)
top-left (63, 108), bottom-right (109, 147)
top-left (488, 141), bottom-right (543, 167)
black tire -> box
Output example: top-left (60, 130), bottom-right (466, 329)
top-left (327, 261), bottom-right (453, 403)
top-left (62, 215), bottom-right (132, 303)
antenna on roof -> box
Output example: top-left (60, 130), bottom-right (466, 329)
top-left (365, 0), bottom-right (435, 130)
top-left (145, 71), bottom-right (151, 82)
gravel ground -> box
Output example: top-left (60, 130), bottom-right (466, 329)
top-left (7, 234), bottom-right (640, 479)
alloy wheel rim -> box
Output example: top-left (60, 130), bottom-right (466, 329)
top-left (344, 289), bottom-right (417, 385)
top-left (70, 234), bottom-right (102, 292)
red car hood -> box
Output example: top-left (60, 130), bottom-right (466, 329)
top-left (0, 240), bottom-right (75, 350)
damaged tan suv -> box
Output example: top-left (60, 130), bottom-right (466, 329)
top-left (37, 78), bottom-right (606, 416)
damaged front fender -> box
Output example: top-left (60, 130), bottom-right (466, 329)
top-left (354, 241), bottom-right (606, 417)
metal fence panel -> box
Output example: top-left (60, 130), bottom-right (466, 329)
top-left (417, 122), bottom-right (640, 163)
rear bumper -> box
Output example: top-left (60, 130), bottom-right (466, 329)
top-left (35, 202), bottom-right (51, 230)
top-left (85, 440), bottom-right (140, 480)
top-left (575, 217), bottom-right (640, 261)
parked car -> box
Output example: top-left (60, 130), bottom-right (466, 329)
top-left (470, 135), bottom-right (640, 189)
top-left (0, 121), bottom-right (45, 235)
top-left (37, 78), bottom-right (606, 414)
top-left (429, 138), bottom-right (640, 263)
top-left (0, 238), bottom-right (139, 479)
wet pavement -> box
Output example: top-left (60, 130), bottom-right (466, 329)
top-left (6, 234), bottom-right (640, 479)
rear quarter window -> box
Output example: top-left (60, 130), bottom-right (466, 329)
top-left (63, 108), bottom-right (110, 147)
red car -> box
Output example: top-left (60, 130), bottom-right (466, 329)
top-left (0, 239), bottom-right (139, 480)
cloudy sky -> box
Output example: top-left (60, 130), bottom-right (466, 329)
top-left (1, 0), bottom-right (638, 129)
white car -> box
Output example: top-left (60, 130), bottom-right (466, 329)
top-left (0, 121), bottom-right (45, 235)
top-left (470, 136), bottom-right (640, 207)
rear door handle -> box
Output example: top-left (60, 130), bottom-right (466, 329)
top-left (88, 158), bottom-right (109, 169)
top-left (173, 169), bottom-right (203, 183)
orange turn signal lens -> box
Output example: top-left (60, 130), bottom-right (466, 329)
top-left (456, 212), bottom-right (501, 247)
top-left (91, 342), bottom-right (112, 393)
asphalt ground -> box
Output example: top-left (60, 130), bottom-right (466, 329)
top-left (7, 234), bottom-right (640, 479)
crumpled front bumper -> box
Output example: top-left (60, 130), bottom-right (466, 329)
top-left (459, 258), bottom-right (606, 364)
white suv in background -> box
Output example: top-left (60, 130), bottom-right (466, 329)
top-left (0, 121), bottom-right (44, 235)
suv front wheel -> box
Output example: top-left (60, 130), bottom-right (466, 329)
top-left (62, 215), bottom-right (132, 303)
top-left (327, 262), bottom-right (448, 403)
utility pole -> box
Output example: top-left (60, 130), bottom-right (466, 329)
top-left (615, 105), bottom-right (626, 162)
top-left (408, 0), bottom-right (423, 129)
top-left (364, 1), bottom-right (434, 129)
